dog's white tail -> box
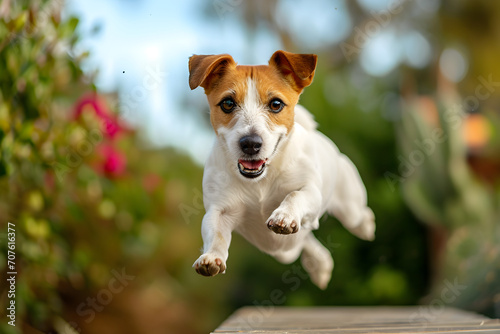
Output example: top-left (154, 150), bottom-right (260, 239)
top-left (294, 105), bottom-right (318, 131)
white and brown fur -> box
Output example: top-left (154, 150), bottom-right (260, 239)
top-left (188, 50), bottom-right (375, 289)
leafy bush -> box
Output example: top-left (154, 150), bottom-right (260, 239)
top-left (0, 1), bottom-right (226, 333)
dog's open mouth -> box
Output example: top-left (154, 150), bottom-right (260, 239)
top-left (238, 159), bottom-right (266, 178)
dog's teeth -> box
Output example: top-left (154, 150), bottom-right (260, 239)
top-left (248, 165), bottom-right (264, 173)
top-left (238, 161), bottom-right (265, 177)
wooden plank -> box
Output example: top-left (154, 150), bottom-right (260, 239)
top-left (212, 306), bottom-right (500, 333)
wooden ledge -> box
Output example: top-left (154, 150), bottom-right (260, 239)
top-left (212, 306), bottom-right (500, 333)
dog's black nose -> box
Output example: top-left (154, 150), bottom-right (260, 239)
top-left (239, 134), bottom-right (262, 155)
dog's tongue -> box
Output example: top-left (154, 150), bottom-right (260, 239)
top-left (239, 159), bottom-right (265, 170)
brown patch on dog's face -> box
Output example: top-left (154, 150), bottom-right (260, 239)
top-left (205, 65), bottom-right (301, 134)
top-left (188, 51), bottom-right (317, 135)
top-left (204, 67), bottom-right (249, 132)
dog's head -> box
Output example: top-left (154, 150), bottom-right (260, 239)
top-left (189, 50), bottom-right (317, 180)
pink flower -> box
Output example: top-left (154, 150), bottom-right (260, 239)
top-left (98, 144), bottom-right (127, 177)
top-left (74, 94), bottom-right (132, 178)
top-left (74, 94), bottom-right (122, 138)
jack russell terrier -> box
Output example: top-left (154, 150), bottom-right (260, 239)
top-left (188, 50), bottom-right (375, 289)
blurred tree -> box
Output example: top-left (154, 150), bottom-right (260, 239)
top-left (0, 1), bottom-right (235, 333)
top-left (398, 84), bottom-right (500, 316)
top-left (396, 0), bottom-right (500, 317)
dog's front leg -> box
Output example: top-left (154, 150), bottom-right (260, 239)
top-left (267, 185), bottom-right (322, 234)
top-left (193, 208), bottom-right (232, 276)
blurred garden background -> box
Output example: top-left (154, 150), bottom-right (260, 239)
top-left (1, 0), bottom-right (500, 333)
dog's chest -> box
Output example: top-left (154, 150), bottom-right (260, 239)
top-left (238, 173), bottom-right (297, 224)
top-left (244, 186), bottom-right (284, 222)
top-left (232, 177), bottom-right (304, 255)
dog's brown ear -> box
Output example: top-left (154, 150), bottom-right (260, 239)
top-left (189, 54), bottom-right (236, 90)
top-left (269, 50), bottom-right (317, 92)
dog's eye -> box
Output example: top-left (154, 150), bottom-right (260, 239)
top-left (219, 98), bottom-right (236, 113)
top-left (269, 99), bottom-right (285, 113)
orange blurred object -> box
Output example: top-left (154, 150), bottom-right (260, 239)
top-left (464, 114), bottom-right (492, 149)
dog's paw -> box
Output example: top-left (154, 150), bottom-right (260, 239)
top-left (266, 210), bottom-right (300, 235)
top-left (193, 254), bottom-right (226, 276)
top-left (350, 209), bottom-right (376, 241)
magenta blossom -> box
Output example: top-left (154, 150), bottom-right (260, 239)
top-left (74, 94), bottom-right (122, 138)
top-left (98, 144), bottom-right (127, 177)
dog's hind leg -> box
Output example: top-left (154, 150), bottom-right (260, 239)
top-left (328, 155), bottom-right (376, 241)
top-left (347, 206), bottom-right (375, 241)
top-left (331, 203), bottom-right (375, 241)
top-left (300, 232), bottom-right (334, 290)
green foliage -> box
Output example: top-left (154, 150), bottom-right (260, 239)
top-left (0, 1), bottom-right (228, 333)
